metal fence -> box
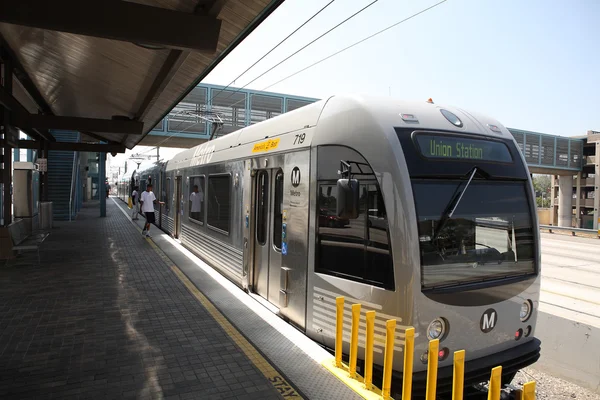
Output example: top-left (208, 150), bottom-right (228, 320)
top-left (508, 128), bottom-right (583, 172)
top-left (151, 83), bottom-right (318, 138)
top-left (540, 224), bottom-right (599, 237)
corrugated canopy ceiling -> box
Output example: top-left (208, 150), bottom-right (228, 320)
top-left (0, 0), bottom-right (284, 153)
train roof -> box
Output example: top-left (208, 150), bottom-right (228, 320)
top-left (136, 160), bottom-right (162, 171)
top-left (118, 160), bottom-right (162, 182)
top-left (165, 94), bottom-right (513, 171)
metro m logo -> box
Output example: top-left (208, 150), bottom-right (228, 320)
top-left (291, 167), bottom-right (301, 187)
top-left (480, 308), bottom-right (497, 333)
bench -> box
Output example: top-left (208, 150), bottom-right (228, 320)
top-left (8, 219), bottom-right (50, 265)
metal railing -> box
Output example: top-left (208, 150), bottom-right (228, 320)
top-left (540, 224), bottom-right (599, 237)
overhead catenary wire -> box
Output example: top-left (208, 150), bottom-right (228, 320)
top-left (131, 108), bottom-right (222, 158)
top-left (224, 0), bottom-right (448, 111)
top-left (206, 0), bottom-right (337, 106)
top-left (135, 0), bottom-right (447, 152)
top-left (212, 0), bottom-right (380, 106)
top-left (134, 0), bottom-right (340, 156)
top-left (259, 0), bottom-right (448, 93)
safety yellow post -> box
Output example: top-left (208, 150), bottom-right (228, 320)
top-left (487, 366), bottom-right (502, 400)
top-left (364, 311), bottom-right (375, 390)
top-left (522, 382), bottom-right (536, 400)
top-left (382, 319), bottom-right (397, 400)
top-left (335, 297), bottom-right (344, 368)
top-left (402, 327), bottom-right (415, 400)
top-left (349, 304), bottom-right (361, 379)
top-left (425, 339), bottom-right (439, 400)
top-left (452, 350), bottom-right (465, 400)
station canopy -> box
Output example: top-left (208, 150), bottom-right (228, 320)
top-left (0, 0), bottom-right (284, 154)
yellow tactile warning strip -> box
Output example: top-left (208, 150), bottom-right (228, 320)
top-left (321, 359), bottom-right (387, 400)
top-left (161, 241), bottom-right (388, 400)
top-left (144, 237), bottom-right (303, 399)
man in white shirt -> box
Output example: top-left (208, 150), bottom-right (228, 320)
top-left (140, 184), bottom-right (162, 237)
top-left (189, 184), bottom-right (204, 221)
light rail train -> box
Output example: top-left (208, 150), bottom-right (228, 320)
top-left (117, 95), bottom-right (541, 398)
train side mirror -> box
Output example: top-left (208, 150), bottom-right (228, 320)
top-left (336, 179), bottom-right (359, 219)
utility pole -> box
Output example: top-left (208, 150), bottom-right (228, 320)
top-left (157, 147), bottom-right (160, 161)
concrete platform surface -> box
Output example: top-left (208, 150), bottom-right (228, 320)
top-left (0, 201), bottom-right (292, 400)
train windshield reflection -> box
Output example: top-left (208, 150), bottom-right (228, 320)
top-left (412, 180), bottom-right (536, 289)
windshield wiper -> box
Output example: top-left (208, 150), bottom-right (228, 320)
top-left (431, 167), bottom-right (479, 243)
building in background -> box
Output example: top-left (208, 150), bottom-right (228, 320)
top-left (551, 130), bottom-right (600, 229)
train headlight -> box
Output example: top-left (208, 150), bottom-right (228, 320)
top-left (427, 318), bottom-right (447, 341)
top-left (440, 109), bottom-right (463, 128)
top-left (520, 300), bottom-right (532, 322)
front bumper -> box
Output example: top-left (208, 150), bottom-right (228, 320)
top-left (394, 338), bottom-right (541, 397)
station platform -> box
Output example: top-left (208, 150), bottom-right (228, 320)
top-left (0, 200), bottom-right (361, 400)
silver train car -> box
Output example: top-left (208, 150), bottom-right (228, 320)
top-left (120, 95), bottom-right (541, 397)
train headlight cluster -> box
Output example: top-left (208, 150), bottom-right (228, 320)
top-left (427, 318), bottom-right (447, 341)
top-left (520, 300), bottom-right (533, 322)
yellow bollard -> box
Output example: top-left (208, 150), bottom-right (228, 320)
top-left (522, 381), bottom-right (536, 400)
top-left (402, 327), bottom-right (415, 400)
top-left (364, 311), bottom-right (375, 390)
top-left (452, 350), bottom-right (465, 400)
top-left (382, 319), bottom-right (397, 399)
top-left (425, 339), bottom-right (439, 400)
top-left (349, 304), bottom-right (361, 378)
top-left (487, 366), bottom-right (502, 400)
top-left (335, 297), bottom-right (344, 368)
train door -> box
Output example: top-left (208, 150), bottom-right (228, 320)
top-left (174, 176), bottom-right (182, 238)
top-left (253, 168), bottom-right (285, 306)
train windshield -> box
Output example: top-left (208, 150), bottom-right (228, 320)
top-left (413, 180), bottom-right (535, 289)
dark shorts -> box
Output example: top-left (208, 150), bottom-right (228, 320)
top-left (145, 212), bottom-right (156, 224)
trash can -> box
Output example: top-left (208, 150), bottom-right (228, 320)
top-left (39, 201), bottom-right (53, 230)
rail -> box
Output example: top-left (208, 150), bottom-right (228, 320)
top-left (540, 224), bottom-right (599, 237)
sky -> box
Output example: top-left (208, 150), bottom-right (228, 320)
top-left (112, 0), bottom-right (600, 167)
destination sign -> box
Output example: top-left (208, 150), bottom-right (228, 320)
top-left (415, 134), bottom-right (512, 163)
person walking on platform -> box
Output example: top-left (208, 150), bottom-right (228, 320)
top-left (140, 184), bottom-right (162, 238)
top-left (131, 186), bottom-right (139, 220)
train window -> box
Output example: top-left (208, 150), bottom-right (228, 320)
top-left (364, 184), bottom-right (394, 285)
top-left (316, 146), bottom-right (394, 290)
top-left (189, 176), bottom-right (205, 224)
top-left (256, 171), bottom-right (269, 245)
top-left (273, 170), bottom-right (284, 250)
top-left (207, 174), bottom-right (231, 234)
top-left (317, 183), bottom-right (366, 280)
